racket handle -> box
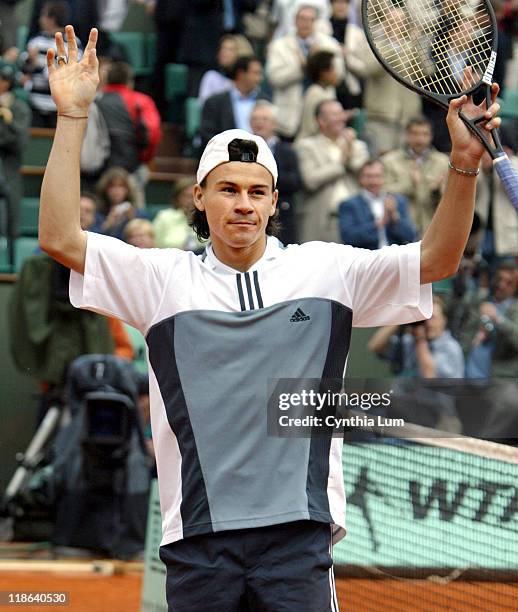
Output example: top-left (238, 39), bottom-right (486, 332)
top-left (494, 155), bottom-right (518, 213)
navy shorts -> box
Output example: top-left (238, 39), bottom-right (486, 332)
top-left (159, 520), bottom-right (339, 612)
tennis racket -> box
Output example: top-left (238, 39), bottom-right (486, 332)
top-left (361, 0), bottom-right (518, 211)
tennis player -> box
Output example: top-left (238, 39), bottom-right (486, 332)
top-left (40, 26), bottom-right (501, 612)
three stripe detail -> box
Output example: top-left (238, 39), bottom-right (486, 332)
top-left (236, 271), bottom-right (264, 311)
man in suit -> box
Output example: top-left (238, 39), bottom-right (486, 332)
top-left (266, 3), bottom-right (344, 139)
top-left (339, 159), bottom-right (416, 249)
top-left (294, 99), bottom-right (369, 243)
top-left (381, 116), bottom-right (449, 236)
top-left (250, 100), bottom-right (302, 244)
top-left (199, 55), bottom-right (263, 150)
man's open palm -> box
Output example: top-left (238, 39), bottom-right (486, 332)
top-left (47, 26), bottom-right (99, 117)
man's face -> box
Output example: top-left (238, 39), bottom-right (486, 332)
top-left (493, 269), bottom-right (517, 302)
top-left (359, 162), bottom-right (385, 196)
top-left (296, 7), bottom-right (317, 39)
top-left (425, 301), bottom-right (447, 340)
top-left (250, 107), bottom-right (276, 141)
top-left (193, 162), bottom-right (278, 251)
top-left (406, 124), bottom-right (432, 154)
top-left (331, 0), bottom-right (350, 19)
top-left (79, 197), bottom-right (97, 230)
top-left (238, 61), bottom-right (262, 94)
top-left (318, 101), bottom-right (346, 138)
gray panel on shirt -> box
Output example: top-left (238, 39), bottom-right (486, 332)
top-left (173, 298), bottom-right (333, 530)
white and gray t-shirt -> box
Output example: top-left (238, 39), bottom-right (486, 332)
top-left (70, 233), bottom-right (432, 546)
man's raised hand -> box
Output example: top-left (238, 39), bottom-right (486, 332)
top-left (47, 26), bottom-right (99, 119)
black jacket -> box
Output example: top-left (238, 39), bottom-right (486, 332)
top-left (199, 91), bottom-right (237, 150)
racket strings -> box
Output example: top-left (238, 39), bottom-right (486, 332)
top-left (366, 0), bottom-right (493, 95)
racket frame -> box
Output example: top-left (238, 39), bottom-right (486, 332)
top-left (361, 0), bottom-right (504, 159)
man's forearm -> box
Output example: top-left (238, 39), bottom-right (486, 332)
top-left (39, 116), bottom-right (87, 271)
top-left (420, 152), bottom-right (478, 285)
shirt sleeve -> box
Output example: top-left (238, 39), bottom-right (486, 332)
top-left (334, 241), bottom-right (433, 327)
top-left (69, 232), bottom-right (179, 334)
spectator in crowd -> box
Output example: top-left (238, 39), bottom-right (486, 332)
top-left (476, 139), bottom-right (518, 269)
top-left (339, 159), bottom-right (416, 249)
top-left (199, 55), bottom-right (263, 149)
top-left (330, 0), bottom-right (349, 43)
top-left (345, 6), bottom-right (421, 154)
top-left (10, 189), bottom-right (133, 420)
top-left (79, 191), bottom-right (103, 233)
top-left (96, 166), bottom-right (146, 240)
top-left (463, 262), bottom-right (518, 379)
top-left (297, 50), bottom-right (338, 140)
top-left (368, 295), bottom-right (464, 431)
top-left (147, 0), bottom-right (185, 117)
top-left (294, 99), bottom-right (368, 242)
top-left (94, 61), bottom-right (161, 204)
top-left (22, 1), bottom-right (82, 127)
top-left (0, 0), bottom-right (22, 53)
top-left (123, 218), bottom-right (156, 248)
top-left (250, 100), bottom-right (302, 244)
top-left (369, 295), bottom-right (464, 378)
top-left (329, 0), bottom-right (362, 110)
top-left (28, 0), bottom-right (96, 45)
top-left (198, 34), bottom-right (254, 104)
top-left (381, 117), bottom-right (448, 236)
top-left (266, 3), bottom-right (344, 138)
top-left (270, 0), bottom-right (331, 40)
top-left (0, 61), bottom-right (31, 238)
top-left (175, 0), bottom-right (258, 96)
top-left (153, 176), bottom-right (204, 250)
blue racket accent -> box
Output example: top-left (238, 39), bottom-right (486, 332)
top-left (494, 155), bottom-right (518, 213)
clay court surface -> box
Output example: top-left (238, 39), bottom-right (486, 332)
top-left (1, 570), bottom-right (518, 611)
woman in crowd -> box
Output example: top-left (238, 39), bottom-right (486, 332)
top-left (197, 34), bottom-right (254, 103)
top-left (297, 50), bottom-right (339, 140)
top-left (153, 176), bottom-right (204, 251)
top-left (96, 166), bottom-right (146, 240)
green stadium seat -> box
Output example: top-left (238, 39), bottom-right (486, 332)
top-left (19, 197), bottom-right (40, 237)
top-left (500, 89), bottom-right (518, 120)
top-left (185, 97), bottom-right (202, 140)
top-left (22, 130), bottom-right (54, 166)
top-left (0, 237), bottom-right (10, 272)
top-left (147, 204), bottom-right (170, 220)
top-left (350, 109), bottom-right (366, 138)
top-left (16, 25), bottom-right (28, 50)
top-left (146, 33), bottom-right (157, 70)
top-left (164, 64), bottom-right (188, 100)
top-left (14, 237), bottom-right (39, 273)
top-left (110, 31), bottom-right (147, 75)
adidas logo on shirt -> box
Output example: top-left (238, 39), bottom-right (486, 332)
top-left (290, 308), bottom-right (310, 322)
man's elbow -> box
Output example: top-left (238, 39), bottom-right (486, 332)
top-left (421, 258), bottom-right (459, 284)
top-left (420, 245), bottom-right (460, 284)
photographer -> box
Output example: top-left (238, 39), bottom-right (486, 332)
top-left (368, 295), bottom-right (464, 431)
top-left (0, 61), bottom-right (31, 237)
top-left (369, 295), bottom-right (464, 379)
top-left (464, 261), bottom-right (518, 379)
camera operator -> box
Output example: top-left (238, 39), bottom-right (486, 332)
top-left (464, 261), bottom-right (518, 379)
top-left (369, 295), bottom-right (464, 379)
top-left (368, 295), bottom-right (464, 431)
top-left (0, 61), bottom-right (31, 237)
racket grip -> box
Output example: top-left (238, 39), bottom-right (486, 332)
top-left (494, 155), bottom-right (518, 213)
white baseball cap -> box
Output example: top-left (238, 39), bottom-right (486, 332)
top-left (197, 129), bottom-right (278, 187)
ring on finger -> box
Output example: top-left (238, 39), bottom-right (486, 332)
top-left (56, 55), bottom-right (68, 65)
